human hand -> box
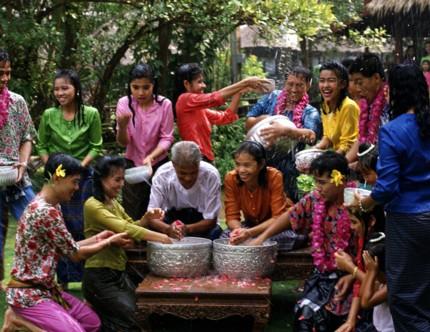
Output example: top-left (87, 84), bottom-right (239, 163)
top-left (260, 121), bottom-right (289, 146)
top-left (13, 162), bottom-right (27, 183)
top-left (117, 113), bottom-right (132, 128)
top-left (248, 236), bottom-right (264, 246)
top-left (335, 320), bottom-right (355, 332)
top-left (333, 275), bottom-right (354, 302)
top-left (334, 249), bottom-right (355, 273)
top-left (108, 232), bottom-right (134, 247)
top-left (142, 156), bottom-right (154, 167)
top-left (363, 250), bottom-right (378, 274)
top-left (229, 228), bottom-right (251, 245)
top-left (161, 234), bottom-right (174, 244)
top-left (167, 221), bottom-right (185, 240)
top-left (95, 230), bottom-right (115, 241)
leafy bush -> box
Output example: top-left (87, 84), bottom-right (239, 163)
top-left (212, 118), bottom-right (246, 182)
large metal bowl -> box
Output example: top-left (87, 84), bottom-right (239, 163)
top-left (213, 239), bottom-right (278, 279)
top-left (295, 148), bottom-right (324, 172)
top-left (147, 237), bottom-right (212, 278)
top-left (246, 115), bottom-right (297, 151)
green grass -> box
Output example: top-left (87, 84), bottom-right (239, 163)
top-left (0, 219), bottom-right (300, 331)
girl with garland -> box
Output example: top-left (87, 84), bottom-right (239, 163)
top-left (334, 206), bottom-right (385, 332)
top-left (37, 69), bottom-right (103, 288)
top-left (222, 141), bottom-right (307, 252)
top-left (315, 62), bottom-right (359, 156)
top-left (174, 63), bottom-right (265, 163)
top-left (251, 151), bottom-right (354, 331)
top-left (116, 63), bottom-right (174, 221)
top-left (246, 66), bottom-right (322, 202)
top-left (82, 156), bottom-right (172, 331)
top-left (5, 153), bottom-right (132, 332)
top-left (355, 64), bottom-right (430, 331)
top-left (356, 143), bottom-right (378, 189)
top-left (346, 53), bottom-right (389, 165)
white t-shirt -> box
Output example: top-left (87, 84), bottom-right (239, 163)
top-left (148, 161), bottom-right (221, 220)
top-left (373, 300), bottom-right (394, 331)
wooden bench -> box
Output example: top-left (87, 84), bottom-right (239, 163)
top-left (126, 243), bottom-right (313, 282)
top-left (135, 274), bottom-right (272, 332)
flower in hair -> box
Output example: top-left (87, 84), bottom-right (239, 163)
top-left (55, 164), bottom-right (66, 178)
top-left (330, 169), bottom-right (344, 186)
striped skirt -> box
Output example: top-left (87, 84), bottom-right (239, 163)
top-left (385, 211), bottom-right (430, 331)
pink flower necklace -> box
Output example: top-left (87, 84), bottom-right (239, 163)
top-left (358, 85), bottom-right (386, 144)
top-left (311, 194), bottom-right (351, 272)
top-left (0, 87), bottom-right (10, 130)
top-left (274, 89), bottom-right (309, 128)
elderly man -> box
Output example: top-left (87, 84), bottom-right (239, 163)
top-left (0, 49), bottom-right (36, 285)
top-left (246, 66), bottom-right (321, 202)
top-left (147, 141), bottom-right (222, 240)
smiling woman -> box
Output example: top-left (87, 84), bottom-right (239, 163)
top-left (36, 69), bottom-right (103, 287)
top-left (315, 62), bottom-right (359, 155)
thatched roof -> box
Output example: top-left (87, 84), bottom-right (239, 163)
top-left (367, 0), bottom-right (430, 16)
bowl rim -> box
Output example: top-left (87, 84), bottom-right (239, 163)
top-left (295, 148), bottom-right (324, 157)
top-left (148, 236), bottom-right (212, 249)
top-left (213, 238), bottom-right (278, 249)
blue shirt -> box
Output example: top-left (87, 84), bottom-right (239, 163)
top-left (247, 90), bottom-right (322, 139)
top-left (371, 113), bottom-right (430, 213)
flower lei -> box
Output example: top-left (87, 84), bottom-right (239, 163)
top-left (311, 193), bottom-right (351, 272)
top-left (0, 87), bottom-right (11, 130)
top-left (273, 89), bottom-right (309, 128)
top-left (358, 85), bottom-right (386, 144)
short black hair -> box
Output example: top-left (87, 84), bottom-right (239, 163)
top-left (92, 156), bottom-right (127, 203)
top-left (310, 150), bottom-right (349, 179)
top-left (349, 53), bottom-right (385, 80)
top-left (285, 66), bottom-right (312, 83)
top-left (44, 153), bottom-right (84, 181)
top-left (357, 143), bottom-right (378, 172)
top-left (365, 232), bottom-right (386, 273)
top-left (0, 49), bottom-right (9, 63)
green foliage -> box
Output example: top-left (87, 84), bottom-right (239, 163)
top-left (348, 27), bottom-right (389, 51)
top-left (296, 174), bottom-right (316, 195)
top-left (212, 118), bottom-right (246, 182)
top-left (241, 55), bottom-right (266, 78)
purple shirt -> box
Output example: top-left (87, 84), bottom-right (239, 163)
top-left (116, 95), bottom-right (174, 166)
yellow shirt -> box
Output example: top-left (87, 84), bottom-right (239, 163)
top-left (321, 96), bottom-right (359, 153)
top-left (84, 197), bottom-right (147, 271)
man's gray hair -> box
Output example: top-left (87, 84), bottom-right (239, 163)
top-left (171, 141), bottom-right (202, 166)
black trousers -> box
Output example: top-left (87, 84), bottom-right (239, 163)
top-left (82, 268), bottom-right (141, 332)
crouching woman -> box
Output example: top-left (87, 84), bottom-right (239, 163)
top-left (5, 153), bottom-right (131, 332)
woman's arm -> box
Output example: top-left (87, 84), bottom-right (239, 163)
top-left (335, 297), bottom-right (360, 332)
top-left (249, 210), bottom-right (292, 246)
top-left (361, 251), bottom-right (388, 308)
top-left (314, 136), bottom-right (332, 150)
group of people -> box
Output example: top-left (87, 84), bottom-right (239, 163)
top-left (0, 44), bottom-right (429, 332)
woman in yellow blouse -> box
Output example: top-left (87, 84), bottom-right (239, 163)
top-left (315, 62), bottom-right (359, 155)
top-left (82, 156), bottom-right (171, 331)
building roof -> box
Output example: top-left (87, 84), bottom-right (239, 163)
top-left (367, 0), bottom-right (430, 16)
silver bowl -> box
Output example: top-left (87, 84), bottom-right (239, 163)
top-left (246, 115), bottom-right (297, 151)
top-left (213, 239), bottom-right (278, 279)
top-left (147, 237), bottom-right (212, 278)
top-left (295, 148), bottom-right (324, 172)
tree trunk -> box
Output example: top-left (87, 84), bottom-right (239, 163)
top-left (157, 20), bottom-right (173, 96)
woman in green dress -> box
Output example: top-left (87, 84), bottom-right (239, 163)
top-left (36, 69), bottom-right (103, 287)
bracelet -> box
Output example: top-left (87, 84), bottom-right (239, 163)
top-left (359, 199), bottom-right (368, 213)
top-left (352, 266), bottom-right (358, 279)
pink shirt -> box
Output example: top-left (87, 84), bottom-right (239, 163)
top-left (176, 92), bottom-right (238, 161)
top-left (116, 95), bottom-right (174, 166)
top-left (424, 72), bottom-right (430, 88)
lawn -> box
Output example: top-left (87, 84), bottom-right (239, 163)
top-left (0, 219), bottom-right (301, 331)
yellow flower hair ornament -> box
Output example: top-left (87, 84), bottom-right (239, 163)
top-left (55, 164), bottom-right (66, 178)
top-left (330, 169), bottom-right (344, 186)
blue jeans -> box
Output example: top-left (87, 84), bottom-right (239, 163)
top-left (0, 185), bottom-right (35, 279)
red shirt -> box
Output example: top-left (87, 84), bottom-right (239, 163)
top-left (176, 92), bottom-right (238, 161)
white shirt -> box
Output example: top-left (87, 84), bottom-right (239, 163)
top-left (148, 161), bottom-right (221, 220)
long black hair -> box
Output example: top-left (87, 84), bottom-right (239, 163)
top-left (173, 63), bottom-right (203, 113)
top-left (388, 64), bottom-right (430, 138)
top-left (319, 61), bottom-right (349, 114)
top-left (233, 141), bottom-right (268, 188)
top-left (92, 156), bottom-right (127, 203)
top-left (44, 153), bottom-right (84, 181)
top-left (127, 63), bottom-right (163, 126)
top-left (54, 69), bottom-right (85, 126)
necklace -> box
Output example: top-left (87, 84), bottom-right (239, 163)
top-left (311, 193), bottom-right (351, 272)
top-left (274, 90), bottom-right (309, 128)
top-left (358, 85), bottom-right (386, 144)
top-left (0, 87), bottom-right (11, 130)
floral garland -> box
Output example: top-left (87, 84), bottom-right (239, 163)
top-left (273, 89), bottom-right (309, 128)
top-left (0, 87), bottom-right (11, 130)
top-left (311, 193), bottom-right (351, 272)
top-left (358, 85), bottom-right (386, 144)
